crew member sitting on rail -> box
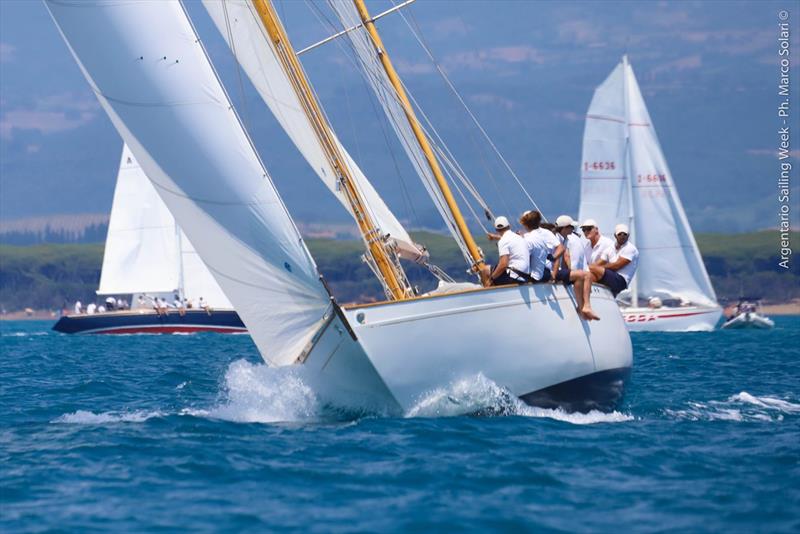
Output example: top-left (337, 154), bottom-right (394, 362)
top-left (580, 219), bottom-right (614, 265)
top-left (483, 216), bottom-right (529, 287)
top-left (519, 210), bottom-right (563, 283)
top-left (555, 215), bottom-right (600, 321)
top-left (74, 300), bottom-right (83, 314)
top-left (589, 224), bottom-right (639, 297)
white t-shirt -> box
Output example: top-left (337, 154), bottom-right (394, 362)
top-left (497, 231), bottom-right (530, 280)
top-left (560, 233), bottom-right (587, 270)
top-left (585, 235), bottom-right (614, 265)
top-left (601, 240), bottom-right (639, 284)
top-left (86, 303), bottom-right (97, 315)
top-left (524, 228), bottom-right (560, 280)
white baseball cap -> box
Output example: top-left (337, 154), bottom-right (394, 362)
top-left (494, 216), bottom-right (510, 230)
top-left (614, 223), bottom-right (630, 236)
top-left (580, 218), bottom-right (598, 228)
top-left (555, 215), bottom-right (575, 228)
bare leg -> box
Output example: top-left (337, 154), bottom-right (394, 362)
top-left (569, 271), bottom-right (585, 316)
top-left (478, 264), bottom-right (492, 287)
top-left (589, 264), bottom-right (605, 283)
top-left (581, 271), bottom-right (600, 320)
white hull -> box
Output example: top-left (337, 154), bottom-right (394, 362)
top-left (721, 312), bottom-right (775, 330)
top-left (622, 305), bottom-right (722, 332)
top-left (300, 284), bottom-right (633, 415)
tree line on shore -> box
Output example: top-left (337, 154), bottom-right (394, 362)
top-left (0, 231), bottom-right (797, 312)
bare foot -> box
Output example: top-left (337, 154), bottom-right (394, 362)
top-left (581, 306), bottom-right (601, 321)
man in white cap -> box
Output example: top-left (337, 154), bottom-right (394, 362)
top-left (553, 215), bottom-right (600, 320)
top-left (484, 216), bottom-right (529, 287)
top-left (580, 218), bottom-right (614, 266)
top-left (589, 223), bottom-right (639, 296)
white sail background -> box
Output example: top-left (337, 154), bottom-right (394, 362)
top-left (98, 144), bottom-right (180, 296)
top-left (46, 0), bottom-right (330, 365)
top-left (579, 58), bottom-right (717, 306)
top-left (98, 144), bottom-right (233, 308)
top-left (201, 0), bottom-right (425, 261)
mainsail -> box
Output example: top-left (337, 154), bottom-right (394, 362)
top-left (45, 0), bottom-right (330, 365)
top-left (201, 0), bottom-right (425, 262)
top-left (98, 144), bottom-right (233, 308)
top-left (578, 57), bottom-right (717, 306)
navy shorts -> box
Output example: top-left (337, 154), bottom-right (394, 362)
top-left (537, 267), bottom-right (552, 283)
top-left (555, 266), bottom-right (572, 284)
top-left (599, 268), bottom-right (628, 296)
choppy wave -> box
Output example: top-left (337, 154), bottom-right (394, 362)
top-left (3, 331), bottom-right (50, 337)
top-left (184, 359), bottom-right (320, 424)
top-left (406, 374), bottom-right (633, 424)
top-left (54, 409), bottom-right (164, 424)
top-left (665, 391), bottom-right (800, 422)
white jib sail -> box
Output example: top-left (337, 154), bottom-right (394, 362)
top-left (46, 0), bottom-right (330, 365)
top-left (98, 144), bottom-right (233, 309)
top-left (579, 57), bottom-right (717, 306)
top-left (97, 144), bottom-right (181, 296)
top-left (201, 0), bottom-right (425, 262)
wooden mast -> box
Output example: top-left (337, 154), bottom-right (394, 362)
top-left (250, 0), bottom-right (409, 300)
top-left (351, 0), bottom-right (485, 270)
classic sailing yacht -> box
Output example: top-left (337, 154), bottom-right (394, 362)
top-left (53, 145), bottom-right (245, 334)
top-left (578, 56), bottom-right (722, 332)
top-left (46, 0), bottom-right (632, 413)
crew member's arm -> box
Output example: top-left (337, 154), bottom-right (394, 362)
top-left (490, 255), bottom-right (510, 284)
top-left (605, 256), bottom-right (630, 272)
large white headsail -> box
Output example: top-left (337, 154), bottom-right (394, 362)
top-left (46, 0), bottom-right (330, 365)
top-left (98, 144), bottom-right (180, 296)
top-left (578, 61), bottom-right (631, 237)
top-left (624, 61), bottom-right (717, 306)
top-left (201, 0), bottom-right (425, 262)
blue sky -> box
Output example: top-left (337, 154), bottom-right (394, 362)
top-left (1, 0), bottom-right (798, 233)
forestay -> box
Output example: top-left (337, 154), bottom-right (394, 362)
top-left (579, 57), bottom-right (716, 306)
top-left (202, 0), bottom-right (425, 262)
top-left (46, 0), bottom-right (330, 365)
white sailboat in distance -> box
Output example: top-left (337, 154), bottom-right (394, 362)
top-left (579, 56), bottom-right (722, 332)
top-left (46, 0), bottom-right (632, 413)
top-left (53, 144), bottom-right (245, 334)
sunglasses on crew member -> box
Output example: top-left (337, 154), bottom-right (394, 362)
top-left (616, 232), bottom-right (628, 237)
top-left (580, 226), bottom-right (594, 232)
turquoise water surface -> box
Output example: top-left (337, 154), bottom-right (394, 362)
top-left (1, 317), bottom-right (798, 531)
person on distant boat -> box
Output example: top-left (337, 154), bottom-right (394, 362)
top-left (105, 296), bottom-right (116, 311)
top-left (482, 216), bottom-right (529, 287)
top-left (174, 294), bottom-right (186, 317)
top-left (580, 219), bottom-right (615, 266)
top-left (97, 305), bottom-right (106, 313)
top-left (589, 224), bottom-right (639, 297)
top-left (74, 300), bottom-right (83, 315)
top-left (519, 210), bottom-right (562, 283)
top-left (554, 215), bottom-right (599, 320)
top-left (86, 302), bottom-right (97, 315)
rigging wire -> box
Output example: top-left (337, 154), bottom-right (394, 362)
top-left (319, 0), bottom-right (475, 265)
top-left (397, 3), bottom-right (543, 217)
top-left (304, 0), bottom-right (420, 230)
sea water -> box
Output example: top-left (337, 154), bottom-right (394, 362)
top-left (1, 318), bottom-right (798, 532)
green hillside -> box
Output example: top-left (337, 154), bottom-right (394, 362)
top-left (0, 232), bottom-right (797, 312)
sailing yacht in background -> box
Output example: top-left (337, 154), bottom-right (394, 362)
top-left (53, 145), bottom-right (244, 334)
top-left (46, 0), bottom-right (632, 413)
top-left (578, 56), bottom-right (722, 332)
